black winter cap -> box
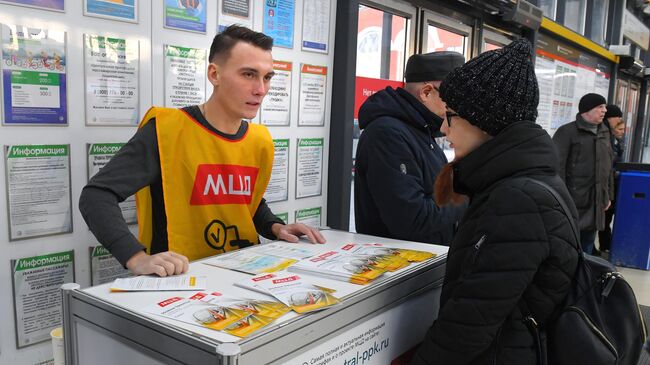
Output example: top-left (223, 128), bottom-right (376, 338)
top-left (404, 51), bottom-right (465, 82)
top-left (439, 38), bottom-right (539, 136)
top-left (578, 93), bottom-right (607, 114)
top-left (604, 104), bottom-right (623, 119)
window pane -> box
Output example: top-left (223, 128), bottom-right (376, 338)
top-left (589, 0), bottom-right (608, 45)
top-left (538, 0), bottom-right (557, 19)
top-left (356, 5), bottom-right (407, 81)
top-left (564, 0), bottom-right (586, 34)
top-left (483, 42), bottom-right (502, 52)
top-left (426, 25), bottom-right (467, 58)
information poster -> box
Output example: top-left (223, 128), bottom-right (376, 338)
top-left (164, 0), bottom-right (206, 33)
top-left (261, 60), bottom-right (292, 126)
top-left (84, 35), bottom-right (139, 126)
top-left (298, 64), bottom-right (327, 126)
top-left (84, 0), bottom-right (137, 23)
top-left (296, 138), bottom-right (323, 198)
top-left (276, 212), bottom-right (289, 224)
top-left (265, 139), bottom-right (289, 203)
top-left (90, 246), bottom-right (130, 286)
top-left (0, 0), bottom-right (64, 11)
top-left (295, 207), bottom-right (321, 228)
top-left (218, 0), bottom-right (253, 32)
top-left (87, 143), bottom-right (136, 223)
top-left (164, 45), bottom-right (206, 108)
top-left (5, 145), bottom-right (72, 240)
top-left (1, 24), bottom-right (67, 125)
top-left (11, 250), bottom-right (74, 348)
top-left (535, 33), bottom-right (612, 135)
top-left (301, 0), bottom-right (330, 53)
top-left (263, 0), bottom-right (294, 48)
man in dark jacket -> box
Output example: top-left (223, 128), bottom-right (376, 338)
top-left (354, 52), bottom-right (465, 245)
top-left (553, 93), bottom-right (613, 254)
top-left (598, 104), bottom-right (625, 252)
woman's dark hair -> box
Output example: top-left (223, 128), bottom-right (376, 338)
top-left (209, 25), bottom-right (273, 63)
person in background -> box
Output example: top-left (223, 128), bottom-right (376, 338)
top-left (598, 104), bottom-right (625, 253)
top-left (354, 51), bottom-right (466, 245)
top-left (79, 25), bottom-right (324, 278)
top-left (552, 93), bottom-right (613, 255)
top-left (410, 39), bottom-right (579, 365)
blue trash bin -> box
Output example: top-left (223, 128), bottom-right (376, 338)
top-left (611, 166), bottom-right (650, 270)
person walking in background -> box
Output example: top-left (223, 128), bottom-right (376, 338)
top-left (552, 93), bottom-right (613, 255)
top-left (598, 104), bottom-right (625, 253)
top-left (354, 51), bottom-right (466, 245)
top-left (410, 39), bottom-right (579, 365)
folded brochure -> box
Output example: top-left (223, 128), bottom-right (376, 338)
top-left (142, 291), bottom-right (286, 337)
top-left (202, 249), bottom-right (296, 275)
top-left (249, 271), bottom-right (339, 313)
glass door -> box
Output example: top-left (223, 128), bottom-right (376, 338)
top-left (351, 0), bottom-right (417, 231)
top-left (482, 27), bottom-right (513, 53)
top-left (420, 10), bottom-right (473, 161)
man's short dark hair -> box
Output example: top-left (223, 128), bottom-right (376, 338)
top-left (209, 25), bottom-right (273, 63)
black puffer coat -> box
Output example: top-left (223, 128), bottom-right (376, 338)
top-left (411, 121), bottom-right (579, 365)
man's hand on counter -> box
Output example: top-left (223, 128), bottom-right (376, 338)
top-left (126, 251), bottom-right (190, 277)
top-left (271, 223), bottom-right (326, 244)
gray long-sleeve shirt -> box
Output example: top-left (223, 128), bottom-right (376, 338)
top-left (79, 105), bottom-right (283, 266)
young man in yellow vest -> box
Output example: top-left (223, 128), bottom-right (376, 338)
top-left (80, 25), bottom-right (325, 277)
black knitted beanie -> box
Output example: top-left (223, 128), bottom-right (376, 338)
top-left (439, 38), bottom-right (539, 136)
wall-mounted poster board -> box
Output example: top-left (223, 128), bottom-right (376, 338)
top-left (534, 33), bottom-right (611, 135)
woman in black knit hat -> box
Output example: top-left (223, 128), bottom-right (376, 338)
top-left (410, 39), bottom-right (580, 365)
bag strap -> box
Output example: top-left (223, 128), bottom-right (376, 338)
top-left (511, 177), bottom-right (580, 365)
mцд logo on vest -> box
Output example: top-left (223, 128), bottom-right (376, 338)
top-left (190, 164), bottom-right (260, 252)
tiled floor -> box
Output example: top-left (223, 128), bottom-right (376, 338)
top-left (619, 266), bottom-right (650, 306)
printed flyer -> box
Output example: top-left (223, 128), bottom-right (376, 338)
top-left (87, 143), bottom-right (136, 223)
top-left (0, 0), bottom-right (64, 11)
top-left (84, 0), bottom-right (137, 22)
top-left (249, 271), bottom-right (339, 313)
top-left (298, 64), bottom-right (327, 126)
top-left (218, 0), bottom-right (253, 32)
top-left (110, 275), bottom-right (206, 292)
top-left (90, 245), bottom-right (130, 286)
top-left (202, 249), bottom-right (297, 275)
top-left (290, 251), bottom-right (386, 285)
top-left (1, 24), bottom-right (67, 125)
top-left (295, 207), bottom-right (321, 227)
top-left (190, 291), bottom-right (290, 319)
top-left (296, 138), bottom-right (323, 198)
top-left (84, 35), bottom-right (139, 126)
top-left (164, 45), bottom-right (206, 108)
top-left (12, 250), bottom-right (74, 348)
top-left (301, 0), bottom-right (330, 53)
top-left (5, 145), bottom-right (72, 240)
top-left (260, 60), bottom-right (292, 125)
top-left (165, 0), bottom-right (207, 33)
top-left (248, 242), bottom-right (319, 260)
top-left (263, 0), bottom-right (294, 48)
top-left (264, 139), bottom-right (289, 203)
top-left (143, 296), bottom-right (248, 331)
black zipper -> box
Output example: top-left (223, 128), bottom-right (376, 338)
top-left (493, 326), bottom-right (503, 365)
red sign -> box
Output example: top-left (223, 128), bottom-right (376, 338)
top-left (354, 76), bottom-right (404, 119)
top-left (158, 297), bottom-right (183, 307)
top-left (190, 164), bottom-right (259, 205)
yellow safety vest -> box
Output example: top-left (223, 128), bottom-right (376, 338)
top-left (135, 107), bottom-right (274, 261)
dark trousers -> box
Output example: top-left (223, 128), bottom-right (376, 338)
top-left (580, 229), bottom-right (597, 255)
top-left (598, 206), bottom-right (615, 252)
